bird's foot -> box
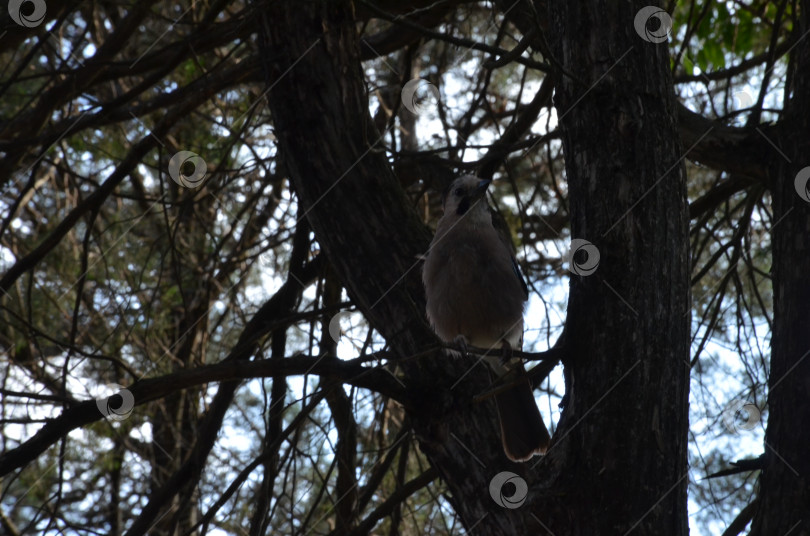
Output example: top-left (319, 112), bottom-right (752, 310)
top-left (500, 340), bottom-right (513, 366)
top-left (451, 335), bottom-right (469, 359)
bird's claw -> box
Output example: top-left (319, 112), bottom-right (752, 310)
top-left (452, 335), bottom-right (469, 359)
top-left (500, 340), bottom-right (513, 365)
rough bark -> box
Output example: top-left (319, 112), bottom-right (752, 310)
top-left (542, 1), bottom-right (691, 533)
top-left (256, 1), bottom-right (552, 532)
top-left (749, 2), bottom-right (810, 534)
top-left (257, 0), bottom-right (690, 533)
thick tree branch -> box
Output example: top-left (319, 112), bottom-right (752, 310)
top-left (676, 103), bottom-right (772, 181)
top-left (0, 354), bottom-right (409, 477)
top-left (359, 2), bottom-right (462, 60)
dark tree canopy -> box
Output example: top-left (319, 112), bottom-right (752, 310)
top-left (1, 1), bottom-right (808, 535)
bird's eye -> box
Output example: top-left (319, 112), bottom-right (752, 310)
top-left (454, 188), bottom-right (464, 197)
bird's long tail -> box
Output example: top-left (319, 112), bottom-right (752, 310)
top-left (494, 375), bottom-right (551, 462)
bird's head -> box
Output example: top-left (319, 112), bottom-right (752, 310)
top-left (442, 175), bottom-right (492, 218)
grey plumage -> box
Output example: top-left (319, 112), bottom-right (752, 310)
top-left (422, 175), bottom-right (550, 461)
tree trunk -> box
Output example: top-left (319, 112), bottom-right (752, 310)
top-left (536, 1), bottom-right (692, 533)
top-left (750, 2), bottom-right (810, 534)
top-left (256, 0), bottom-right (690, 533)
top-left (256, 2), bottom-right (537, 532)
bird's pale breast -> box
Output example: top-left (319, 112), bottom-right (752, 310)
top-left (423, 227), bottom-right (525, 348)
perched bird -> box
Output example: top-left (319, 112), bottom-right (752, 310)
top-left (422, 175), bottom-right (551, 461)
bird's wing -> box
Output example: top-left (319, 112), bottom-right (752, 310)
top-left (487, 209), bottom-right (530, 300)
top-left (511, 255), bottom-right (529, 300)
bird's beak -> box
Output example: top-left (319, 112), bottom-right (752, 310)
top-left (472, 178), bottom-right (491, 200)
